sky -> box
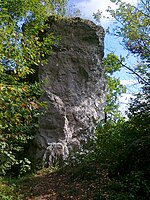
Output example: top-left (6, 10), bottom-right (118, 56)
top-left (69, 0), bottom-right (138, 21)
top-left (68, 0), bottom-right (139, 115)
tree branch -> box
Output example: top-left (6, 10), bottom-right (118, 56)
top-left (114, 57), bottom-right (150, 85)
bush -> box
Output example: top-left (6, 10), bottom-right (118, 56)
top-left (0, 76), bottom-right (45, 176)
top-left (109, 171), bottom-right (150, 199)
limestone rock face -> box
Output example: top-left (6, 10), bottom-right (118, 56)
top-left (34, 18), bottom-right (105, 166)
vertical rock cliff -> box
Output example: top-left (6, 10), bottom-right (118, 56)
top-left (34, 17), bottom-right (106, 166)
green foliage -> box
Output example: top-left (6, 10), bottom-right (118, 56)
top-left (104, 53), bottom-right (125, 75)
top-left (50, 0), bottom-right (69, 16)
top-left (93, 114), bottom-right (149, 198)
top-left (93, 9), bottom-right (102, 23)
top-left (0, 0), bottom-right (67, 176)
top-left (97, 1), bottom-right (150, 177)
top-left (103, 53), bottom-right (126, 120)
top-left (95, 119), bottom-right (148, 167)
top-left (107, 0), bottom-right (150, 84)
top-left (102, 0), bottom-right (150, 122)
top-left (109, 0), bottom-right (150, 62)
top-left (95, 81), bottom-right (149, 170)
top-left (94, 80), bottom-right (149, 173)
top-left (96, 120), bottom-right (129, 166)
top-left (128, 84), bottom-right (150, 118)
top-left (106, 171), bottom-right (150, 199)
top-left (0, 0), bottom-right (68, 72)
top-left (92, 75), bottom-right (150, 198)
top-left (0, 77), bottom-right (45, 175)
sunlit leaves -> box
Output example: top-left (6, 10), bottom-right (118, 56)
top-left (103, 53), bottom-right (126, 120)
top-left (1, 0), bottom-right (67, 74)
top-left (0, 77), bottom-right (45, 174)
top-left (0, 0), bottom-right (67, 175)
top-left (103, 53), bottom-right (123, 75)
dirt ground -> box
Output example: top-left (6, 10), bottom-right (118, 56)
top-left (20, 165), bottom-right (110, 200)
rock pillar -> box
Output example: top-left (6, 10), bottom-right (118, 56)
top-left (34, 17), bottom-right (106, 166)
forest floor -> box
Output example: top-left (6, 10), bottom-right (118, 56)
top-left (1, 162), bottom-right (149, 199)
top-left (0, 163), bottom-right (113, 200)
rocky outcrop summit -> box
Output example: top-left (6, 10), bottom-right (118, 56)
top-left (34, 17), bottom-right (106, 166)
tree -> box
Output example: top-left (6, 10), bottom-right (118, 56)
top-left (109, 0), bottom-right (149, 61)
top-left (0, 0), bottom-right (67, 175)
top-left (127, 82), bottom-right (150, 135)
top-left (107, 0), bottom-right (150, 85)
top-left (102, 53), bottom-right (126, 121)
top-left (93, 0), bottom-right (149, 176)
top-left (106, 0), bottom-right (150, 132)
top-left (96, 1), bottom-right (150, 190)
top-left (93, 0), bottom-right (149, 121)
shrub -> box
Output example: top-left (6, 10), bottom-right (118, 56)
top-left (0, 77), bottom-right (45, 176)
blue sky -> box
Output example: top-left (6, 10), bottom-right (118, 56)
top-left (68, 0), bottom-right (139, 114)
